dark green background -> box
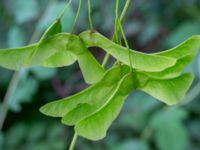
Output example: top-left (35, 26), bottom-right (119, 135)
top-left (0, 0), bottom-right (200, 149)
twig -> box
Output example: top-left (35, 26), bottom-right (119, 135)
top-left (0, 1), bottom-right (55, 133)
top-left (69, 132), bottom-right (78, 150)
top-left (0, 71), bottom-right (21, 131)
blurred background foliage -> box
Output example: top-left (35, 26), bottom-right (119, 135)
top-left (0, 0), bottom-right (200, 150)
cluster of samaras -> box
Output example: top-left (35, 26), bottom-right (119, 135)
top-left (0, 19), bottom-right (199, 140)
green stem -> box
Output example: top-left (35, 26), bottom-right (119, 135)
top-left (117, 19), bottom-right (133, 71)
top-left (0, 71), bottom-right (21, 132)
top-left (117, 20), bottom-right (129, 48)
top-left (87, 0), bottom-right (94, 30)
top-left (69, 132), bottom-right (78, 150)
top-left (102, 0), bottom-right (132, 68)
top-left (66, 0), bottom-right (82, 51)
top-left (58, 0), bottom-right (73, 19)
top-left (102, 0), bottom-right (120, 68)
top-left (71, 0), bottom-right (82, 33)
top-left (114, 0), bottom-right (120, 43)
top-left (102, 52), bottom-right (111, 68)
top-left (120, 0), bottom-right (132, 23)
top-left (102, 35), bottom-right (116, 67)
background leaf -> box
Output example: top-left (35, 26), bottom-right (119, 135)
top-left (150, 108), bottom-right (189, 150)
top-left (7, 26), bottom-right (26, 48)
top-left (12, 0), bottom-right (39, 24)
top-left (9, 74), bottom-right (39, 112)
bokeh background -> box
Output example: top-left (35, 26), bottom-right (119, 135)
top-left (0, 0), bottom-right (200, 150)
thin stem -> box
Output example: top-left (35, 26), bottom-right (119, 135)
top-left (102, 35), bottom-right (116, 68)
top-left (0, 71), bottom-right (21, 132)
top-left (102, 0), bottom-right (120, 67)
top-left (102, 52), bottom-right (111, 68)
top-left (117, 19), bottom-right (133, 71)
top-left (102, 0), bottom-right (132, 68)
top-left (115, 0), bottom-right (132, 40)
top-left (114, 0), bottom-right (132, 41)
top-left (120, 0), bottom-right (132, 23)
top-left (58, 0), bottom-right (73, 19)
top-left (71, 0), bottom-right (82, 33)
top-left (87, 0), bottom-right (94, 30)
top-left (30, 2), bottom-right (57, 43)
top-left (117, 20), bottom-right (129, 48)
top-left (114, 0), bottom-right (120, 43)
top-left (66, 0), bottom-right (82, 52)
top-left (69, 132), bottom-right (78, 150)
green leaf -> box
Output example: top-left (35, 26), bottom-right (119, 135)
top-left (7, 26), bottom-right (26, 48)
top-left (138, 20), bottom-right (159, 45)
top-left (114, 139), bottom-right (150, 150)
top-left (4, 123), bottom-right (28, 148)
top-left (150, 108), bottom-right (188, 150)
top-left (75, 73), bottom-right (134, 140)
top-left (40, 66), bottom-right (124, 118)
top-left (13, 0), bottom-right (39, 24)
top-left (9, 76), bottom-right (39, 112)
top-left (137, 72), bottom-right (194, 105)
top-left (164, 22), bottom-right (200, 47)
top-left (0, 133), bottom-right (3, 150)
top-left (31, 67), bottom-right (57, 80)
top-left (79, 31), bottom-right (177, 72)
